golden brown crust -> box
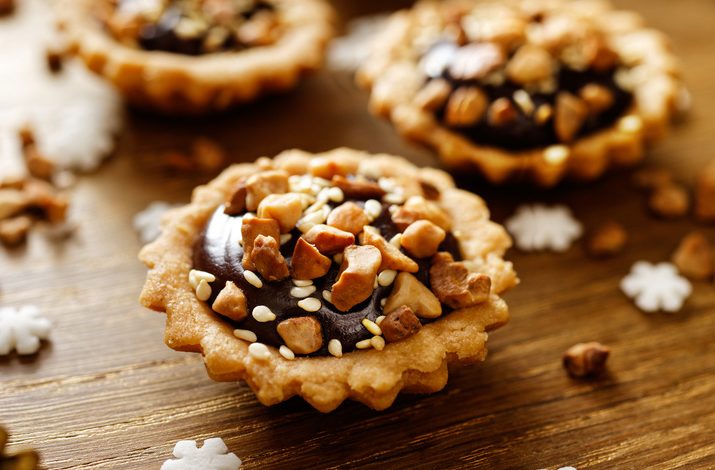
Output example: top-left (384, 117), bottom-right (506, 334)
top-left (357, 0), bottom-right (685, 187)
top-left (57, 0), bottom-right (335, 114)
top-left (139, 148), bottom-right (517, 412)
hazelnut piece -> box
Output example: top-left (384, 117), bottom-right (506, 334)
top-left (430, 252), bottom-right (491, 309)
top-left (224, 184), bottom-right (247, 215)
top-left (380, 305), bottom-right (422, 343)
top-left (391, 196), bottom-right (452, 231)
top-left (506, 44), bottom-right (554, 85)
top-left (579, 83), bottom-right (614, 114)
top-left (585, 221), bottom-right (627, 258)
top-left (445, 87), bottom-right (488, 127)
top-left (415, 79), bottom-right (453, 112)
top-left (487, 98), bottom-right (518, 127)
top-left (291, 238), bottom-right (331, 280)
top-left (245, 170), bottom-right (289, 211)
top-left (331, 245), bottom-right (382, 312)
top-left (359, 228), bottom-right (418, 273)
top-left (250, 235), bottom-right (290, 281)
top-left (241, 217), bottom-right (280, 270)
top-left (383, 272), bottom-right (442, 319)
top-left (303, 224), bottom-right (355, 255)
top-left (401, 220), bottom-right (446, 258)
top-left (327, 202), bottom-right (369, 235)
top-left (257, 193), bottom-right (303, 233)
top-left (672, 231), bottom-right (714, 281)
top-left (212, 281), bottom-right (248, 321)
top-left (555, 92), bottom-right (588, 143)
top-left (277, 316), bottom-right (323, 354)
top-left (563, 342), bottom-right (610, 378)
top-left (648, 183), bottom-right (690, 219)
top-left (309, 156), bottom-right (359, 179)
top-left (331, 175), bottom-right (385, 200)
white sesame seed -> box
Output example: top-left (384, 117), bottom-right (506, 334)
top-left (298, 297), bottom-right (322, 312)
top-left (234, 329), bottom-right (257, 343)
top-left (362, 225), bottom-right (379, 235)
top-left (371, 336), bottom-right (386, 351)
top-left (355, 339), bottom-right (373, 349)
top-left (280, 233), bottom-right (292, 245)
top-left (317, 187), bottom-right (330, 203)
top-left (389, 233), bottom-right (402, 249)
top-left (327, 187), bottom-right (344, 203)
top-left (362, 318), bottom-right (382, 336)
top-left (297, 210), bottom-right (327, 233)
top-left (378, 177), bottom-right (397, 192)
top-left (364, 199), bottom-right (382, 220)
top-left (243, 212), bottom-right (256, 220)
top-left (383, 192), bottom-right (405, 204)
top-left (195, 279), bottom-right (212, 301)
top-left (377, 270), bottom-right (397, 287)
top-left (320, 205), bottom-right (331, 219)
top-left (305, 199), bottom-right (326, 214)
top-left (189, 269), bottom-right (215, 289)
top-left (290, 285), bottom-right (317, 298)
top-left (328, 339), bottom-right (343, 357)
top-left (313, 177), bottom-right (332, 187)
top-left (293, 279), bottom-right (314, 287)
top-left (380, 298), bottom-right (387, 308)
top-left (322, 290), bottom-right (333, 303)
top-left (375, 315), bottom-right (386, 325)
top-left (279, 345), bottom-right (295, 360)
top-left (513, 89), bottom-right (534, 115)
top-left (619, 115), bottom-right (643, 133)
top-left (243, 270), bottom-right (263, 288)
top-left (248, 342), bottom-right (271, 361)
top-left (252, 305), bottom-right (276, 322)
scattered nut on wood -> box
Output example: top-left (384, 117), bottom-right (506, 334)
top-left (648, 183), bottom-right (690, 218)
top-left (212, 281), bottom-right (248, 321)
top-left (563, 342), bottom-right (610, 378)
top-left (245, 170), bottom-right (289, 211)
top-left (224, 184), bottom-right (247, 215)
top-left (331, 245), bottom-right (382, 311)
top-left (24, 145), bottom-right (56, 181)
top-left (381, 305), bottom-right (422, 343)
top-left (672, 231), bottom-right (714, 281)
top-left (241, 217), bottom-right (280, 269)
top-left (430, 252), bottom-right (491, 309)
top-left (585, 221), bottom-right (627, 258)
top-left (401, 220), bottom-right (446, 259)
top-left (249, 234), bottom-right (289, 281)
top-left (359, 228), bottom-right (418, 273)
top-left (327, 202), bottom-right (369, 235)
top-left (257, 193), bottom-right (303, 233)
top-left (303, 224), bottom-right (355, 255)
top-left (554, 92), bottom-right (588, 143)
top-left (277, 316), bottom-right (323, 354)
top-left (291, 238), bottom-right (331, 280)
top-left (384, 272), bottom-right (442, 319)
top-left (331, 175), bottom-right (385, 200)
top-left (695, 159), bottom-right (715, 222)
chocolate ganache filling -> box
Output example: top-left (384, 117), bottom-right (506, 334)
top-left (193, 201), bottom-right (462, 356)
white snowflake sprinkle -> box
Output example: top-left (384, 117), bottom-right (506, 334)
top-left (161, 438), bottom-right (241, 470)
top-left (0, 305), bottom-right (51, 355)
top-left (133, 201), bottom-right (178, 244)
top-left (620, 261), bottom-right (692, 313)
top-left (505, 204), bottom-right (583, 252)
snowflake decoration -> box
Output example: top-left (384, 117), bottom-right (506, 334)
top-left (0, 306), bottom-right (52, 355)
top-left (327, 14), bottom-right (389, 71)
top-left (161, 438), bottom-right (241, 470)
top-left (133, 202), bottom-right (178, 244)
top-left (620, 261), bottom-right (692, 313)
top-left (505, 204), bottom-right (583, 252)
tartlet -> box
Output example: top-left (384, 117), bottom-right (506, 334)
top-left (57, 0), bottom-right (334, 114)
top-left (139, 148), bottom-right (517, 412)
top-left (358, 0), bottom-right (685, 186)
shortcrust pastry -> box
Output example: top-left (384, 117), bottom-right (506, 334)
top-left (139, 148), bottom-right (517, 411)
top-left (58, 0), bottom-right (334, 114)
top-left (358, 0), bottom-right (685, 186)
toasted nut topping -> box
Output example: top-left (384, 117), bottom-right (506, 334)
top-left (672, 231), bottom-right (714, 281)
top-left (212, 281), bottom-right (248, 321)
top-left (377, 269), bottom-right (397, 287)
top-left (331, 175), bottom-right (386, 200)
top-left (24, 145), bottom-right (55, 181)
top-left (291, 238), bottom-right (331, 280)
top-left (534, 104), bottom-right (553, 125)
top-left (189, 269), bottom-right (216, 288)
top-left (303, 224), bottom-right (355, 255)
top-left (512, 89), bottom-right (534, 116)
top-left (298, 297), bottom-right (322, 312)
top-left (563, 342), bottom-right (610, 378)
top-left (243, 270), bottom-right (263, 288)
top-left (290, 285), bottom-right (317, 298)
top-left (448, 43), bottom-right (505, 81)
top-left (0, 189), bottom-right (29, 220)
top-left (362, 318), bottom-right (382, 336)
top-left (355, 339), bottom-right (373, 350)
top-left (371, 335), bottom-right (386, 350)
top-left (585, 221), bottom-right (627, 258)
top-left (257, 193), bottom-right (303, 233)
top-left (241, 217), bottom-right (280, 270)
top-left (415, 79), bottom-right (453, 112)
top-left (445, 87), bottom-right (488, 127)
top-left (0, 216), bottom-right (32, 246)
top-left (392, 196), bottom-right (452, 231)
top-left (327, 202), bottom-right (369, 235)
top-left (648, 183), bottom-right (690, 219)
top-left (381, 305), bottom-right (422, 343)
top-left (487, 97), bottom-right (518, 127)
top-left (248, 342), bottom-right (271, 361)
top-left (364, 199), bottom-right (383, 220)
top-left (224, 184), bottom-right (247, 215)
top-left (234, 329), bottom-right (257, 343)
top-left (430, 252), bottom-right (491, 309)
top-left (310, 156), bottom-right (359, 179)
top-left (331, 245), bottom-right (382, 312)
top-left (252, 305), bottom-right (277, 322)
top-left (360, 228), bottom-right (418, 272)
top-left (250, 234), bottom-right (290, 281)
top-left (506, 45), bottom-right (554, 85)
top-left (328, 338), bottom-right (343, 357)
top-left (277, 316), bottom-right (323, 354)
top-left (588, 39), bottom-right (619, 71)
top-left (555, 92), bottom-right (588, 142)
top-left (195, 279), bottom-right (212, 301)
top-left (245, 170), bottom-right (289, 211)
top-left (695, 159), bottom-right (715, 222)
top-left (579, 83), bottom-right (614, 114)
top-left (293, 279), bottom-right (314, 287)
top-left (384, 272), bottom-right (442, 319)
top-left (401, 220), bottom-right (446, 259)
top-left (279, 345), bottom-right (295, 360)
top-left (419, 180), bottom-right (441, 201)
top-left (633, 167), bottom-right (673, 191)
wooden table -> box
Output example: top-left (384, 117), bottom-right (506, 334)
top-left (2, 0), bottom-right (714, 468)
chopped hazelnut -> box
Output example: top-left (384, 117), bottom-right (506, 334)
top-left (224, 184), bottom-right (247, 215)
top-left (695, 159), bottom-right (715, 222)
top-left (277, 316), bottom-right (323, 354)
top-left (555, 92), bottom-right (588, 142)
top-left (24, 145), bottom-right (55, 181)
top-left (291, 238), bottom-right (331, 280)
top-left (430, 252), bottom-right (490, 309)
top-left (534, 104), bottom-right (553, 125)
top-left (448, 43), bottom-right (505, 81)
top-left (380, 305), bottom-right (422, 343)
top-left (241, 217), bottom-right (280, 269)
top-left (257, 193), bottom-right (303, 233)
top-left (563, 342), bottom-right (610, 378)
top-left (212, 281), bottom-right (248, 321)
top-left (303, 224), bottom-right (355, 255)
top-left (648, 183), bottom-right (690, 219)
top-left (632, 167), bottom-right (673, 191)
top-left (505, 44), bottom-right (554, 85)
top-left (445, 87), bottom-right (488, 127)
top-left (585, 221), bottom-right (627, 258)
top-left (384, 272), bottom-right (442, 319)
top-left (309, 156), bottom-right (359, 179)
top-left (331, 175), bottom-right (385, 200)
top-left (249, 234), bottom-right (290, 281)
top-left (579, 83), bottom-right (614, 114)
top-left (487, 97), bottom-right (518, 127)
top-left (392, 196), bottom-right (452, 231)
top-left (331, 245), bottom-right (382, 312)
top-left (419, 180), bottom-right (441, 201)
top-left (359, 228), bottom-right (418, 273)
top-left (672, 231), bottom-right (714, 281)
top-left (23, 179), bottom-right (68, 223)
top-left (327, 202), bottom-right (369, 235)
top-left (401, 220), bottom-right (446, 259)
top-left (0, 189), bottom-right (29, 220)
top-left (415, 79), bottom-right (453, 112)
top-left (588, 39), bottom-right (619, 72)
top-left (245, 170), bottom-right (289, 211)
top-left (0, 215), bottom-right (33, 246)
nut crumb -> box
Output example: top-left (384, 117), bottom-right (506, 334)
top-left (585, 221), bottom-right (627, 258)
top-left (563, 342), bottom-right (610, 378)
top-left (672, 231), bottom-right (714, 281)
top-left (648, 183), bottom-right (690, 219)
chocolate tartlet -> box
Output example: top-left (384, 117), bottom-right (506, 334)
top-left (140, 148), bottom-right (517, 411)
top-left (358, 0), bottom-right (686, 186)
top-left (58, 0), bottom-right (334, 114)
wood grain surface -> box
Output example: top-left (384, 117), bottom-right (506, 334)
top-left (2, 0), bottom-right (715, 468)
